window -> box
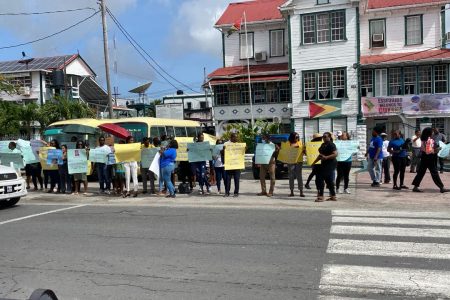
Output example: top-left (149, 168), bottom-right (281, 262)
top-left (332, 118), bottom-right (347, 134)
top-left (418, 66), bottom-right (432, 94)
top-left (199, 101), bottom-right (207, 109)
top-left (303, 68), bottom-right (346, 101)
top-left (150, 127), bottom-right (159, 139)
top-left (301, 10), bottom-right (345, 44)
top-left (317, 0), bottom-right (329, 4)
top-left (405, 15), bottom-right (422, 45)
top-left (374, 69), bottom-right (387, 96)
top-left (279, 81), bottom-right (290, 103)
top-left (174, 127), bottom-right (187, 137)
top-left (434, 65), bottom-right (448, 94)
top-left (3, 72), bottom-right (32, 87)
top-left (304, 72), bottom-right (317, 100)
top-left (370, 19), bottom-right (386, 48)
top-left (214, 85), bottom-right (228, 105)
top-left (404, 67), bottom-right (417, 95)
top-left (361, 69), bottom-right (373, 97)
top-left (186, 102), bottom-right (192, 110)
top-left (186, 127), bottom-right (197, 137)
top-left (166, 126), bottom-right (175, 138)
top-left (270, 30), bottom-right (284, 57)
top-left (253, 83), bottom-right (266, 103)
top-left (241, 84), bottom-right (250, 104)
top-left (389, 68), bottom-right (402, 95)
top-left (240, 32), bottom-right (254, 59)
top-left (304, 120), bottom-right (319, 141)
top-left (266, 82), bottom-right (278, 103)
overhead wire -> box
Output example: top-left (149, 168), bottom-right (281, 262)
top-left (0, 10), bottom-right (100, 50)
top-left (106, 7), bottom-right (201, 93)
top-left (0, 7), bottom-right (96, 16)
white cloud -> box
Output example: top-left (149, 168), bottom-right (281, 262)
top-left (166, 0), bottom-right (237, 56)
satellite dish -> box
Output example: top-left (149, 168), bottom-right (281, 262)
top-left (128, 82), bottom-right (152, 94)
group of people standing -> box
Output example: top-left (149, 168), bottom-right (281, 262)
top-left (367, 126), bottom-right (448, 193)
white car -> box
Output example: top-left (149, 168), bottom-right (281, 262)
top-left (0, 165), bottom-right (27, 208)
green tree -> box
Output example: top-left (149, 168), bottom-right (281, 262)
top-left (0, 75), bottom-right (17, 95)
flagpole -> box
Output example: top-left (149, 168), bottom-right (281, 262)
top-left (244, 11), bottom-right (254, 127)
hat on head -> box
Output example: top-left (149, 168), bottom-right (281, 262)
top-left (336, 130), bottom-right (343, 136)
top-left (313, 133), bottom-right (322, 139)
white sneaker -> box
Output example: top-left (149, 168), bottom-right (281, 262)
top-left (344, 189), bottom-right (351, 194)
top-left (337, 189), bottom-right (342, 194)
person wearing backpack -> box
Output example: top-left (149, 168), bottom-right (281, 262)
top-left (412, 127), bottom-right (449, 193)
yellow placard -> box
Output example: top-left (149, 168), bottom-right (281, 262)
top-left (39, 147), bottom-right (58, 170)
top-left (306, 142), bottom-right (322, 166)
top-left (224, 143), bottom-right (246, 171)
top-left (176, 137), bottom-right (194, 161)
top-left (87, 160), bottom-right (93, 176)
top-left (278, 141), bottom-right (303, 164)
top-left (114, 143), bottom-right (141, 163)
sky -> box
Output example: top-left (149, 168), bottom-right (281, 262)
top-left (0, 0), bottom-right (237, 101)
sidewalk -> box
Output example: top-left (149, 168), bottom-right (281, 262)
top-left (21, 168), bottom-right (450, 212)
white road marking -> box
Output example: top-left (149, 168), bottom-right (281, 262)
top-left (331, 225), bottom-right (450, 238)
top-left (328, 239), bottom-right (450, 260)
top-left (332, 216), bottom-right (450, 226)
top-left (0, 205), bottom-right (87, 226)
top-left (320, 264), bottom-right (450, 298)
top-left (333, 210), bottom-right (450, 219)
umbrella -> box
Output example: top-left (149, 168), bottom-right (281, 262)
top-left (98, 123), bottom-right (131, 140)
top-left (62, 124), bottom-right (97, 135)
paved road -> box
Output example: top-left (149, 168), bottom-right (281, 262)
top-left (0, 204), bottom-right (330, 300)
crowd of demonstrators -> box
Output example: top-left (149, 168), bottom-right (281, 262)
top-left (336, 131), bottom-right (352, 194)
top-left (287, 132), bottom-right (305, 198)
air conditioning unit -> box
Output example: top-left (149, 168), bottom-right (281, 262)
top-left (255, 51), bottom-right (267, 62)
top-left (19, 86), bottom-right (30, 96)
top-left (446, 32), bottom-right (450, 41)
top-left (372, 33), bottom-right (384, 42)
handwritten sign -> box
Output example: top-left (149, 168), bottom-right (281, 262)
top-left (438, 141), bottom-right (450, 158)
top-left (175, 137), bottom-right (193, 162)
top-left (141, 147), bottom-right (160, 168)
top-left (68, 149), bottom-right (88, 174)
top-left (224, 143), bottom-right (246, 170)
top-left (188, 142), bottom-right (212, 162)
top-left (255, 143), bottom-right (275, 165)
top-left (114, 143), bottom-right (141, 163)
top-left (278, 141), bottom-right (302, 164)
top-left (335, 140), bottom-right (359, 162)
top-left (306, 142), bottom-right (322, 166)
top-left (149, 152), bottom-right (161, 178)
top-left (89, 147), bottom-right (111, 164)
top-left (0, 152), bottom-right (24, 169)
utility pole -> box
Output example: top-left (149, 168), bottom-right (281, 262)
top-left (100, 0), bottom-right (114, 118)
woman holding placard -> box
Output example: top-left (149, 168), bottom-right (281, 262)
top-left (193, 133), bottom-right (211, 195)
top-left (312, 132), bottom-right (338, 202)
top-left (123, 136), bottom-right (139, 198)
top-left (287, 132), bottom-right (305, 198)
top-left (336, 132), bottom-right (352, 194)
top-left (160, 140), bottom-right (178, 198)
top-left (72, 141), bottom-right (89, 196)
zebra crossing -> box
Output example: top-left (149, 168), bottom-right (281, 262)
top-left (318, 210), bottom-right (450, 299)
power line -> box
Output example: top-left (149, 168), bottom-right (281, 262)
top-left (106, 7), bottom-right (201, 93)
top-left (0, 7), bottom-right (96, 16)
top-left (0, 10), bottom-right (100, 50)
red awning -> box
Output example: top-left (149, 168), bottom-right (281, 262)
top-left (98, 123), bottom-right (131, 140)
top-left (361, 49), bottom-right (450, 66)
top-left (208, 74), bottom-right (289, 86)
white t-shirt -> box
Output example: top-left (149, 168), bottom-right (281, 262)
top-left (96, 144), bottom-right (112, 154)
top-left (382, 140), bottom-right (390, 157)
top-left (411, 135), bottom-right (422, 148)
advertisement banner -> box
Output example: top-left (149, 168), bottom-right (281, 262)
top-left (114, 143), bottom-right (141, 163)
top-left (67, 149), bottom-right (88, 174)
top-left (362, 95), bottom-right (450, 117)
top-left (277, 141), bottom-right (302, 164)
top-left (254, 143), bottom-right (275, 165)
top-left (335, 141), bottom-right (359, 162)
top-left (188, 142), bottom-right (212, 162)
top-left (305, 142), bottom-right (322, 166)
top-left (141, 147), bottom-right (160, 169)
top-left (224, 143), bottom-right (246, 171)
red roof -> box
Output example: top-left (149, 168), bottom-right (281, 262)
top-left (215, 0), bottom-right (286, 26)
top-left (361, 49), bottom-right (450, 65)
top-left (206, 63), bottom-right (288, 86)
top-left (368, 0), bottom-right (446, 9)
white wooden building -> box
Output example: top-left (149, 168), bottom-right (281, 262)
top-left (206, 0), bottom-right (292, 136)
top-left (281, 0), bottom-right (360, 141)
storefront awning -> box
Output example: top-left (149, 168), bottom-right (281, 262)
top-left (361, 49), bottom-right (450, 67)
top-left (207, 74), bottom-right (289, 86)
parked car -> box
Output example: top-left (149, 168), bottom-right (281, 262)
top-left (0, 165), bottom-right (27, 208)
top-left (252, 134), bottom-right (290, 180)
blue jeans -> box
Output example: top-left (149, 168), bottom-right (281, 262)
top-left (215, 167), bottom-right (226, 192)
top-left (195, 162), bottom-right (210, 191)
top-left (97, 163), bottom-right (111, 191)
top-left (367, 158), bottom-right (382, 183)
top-left (161, 163), bottom-right (175, 195)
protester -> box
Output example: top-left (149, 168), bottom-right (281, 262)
top-left (286, 132), bottom-right (305, 197)
top-left (366, 127), bottom-right (384, 187)
top-left (388, 130), bottom-right (408, 190)
top-left (59, 145), bottom-right (71, 194)
top-left (223, 133), bottom-right (242, 197)
top-left (123, 136), bottom-right (139, 198)
top-left (304, 133), bottom-right (323, 189)
top-left (410, 129), bottom-right (422, 173)
top-left (336, 131), bottom-right (352, 194)
top-left (257, 133), bottom-right (279, 197)
top-left (159, 139), bottom-right (178, 198)
top-left (432, 128), bottom-right (447, 174)
top-left (47, 139), bottom-right (61, 193)
top-left (141, 137), bottom-right (156, 194)
top-left (95, 136), bottom-right (112, 195)
top-left (213, 139), bottom-right (226, 195)
top-left (312, 132), bottom-right (338, 202)
top-left (412, 128), bottom-right (449, 193)
top-left (30, 161), bottom-right (43, 191)
top-left (193, 133), bottom-right (211, 195)
top-left (72, 141), bottom-right (88, 196)
top-left (380, 133), bottom-right (391, 184)
top-left (111, 142), bottom-right (125, 196)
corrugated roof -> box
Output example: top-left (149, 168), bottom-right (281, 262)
top-left (208, 63), bottom-right (288, 79)
top-left (215, 0), bottom-right (286, 26)
top-left (361, 49), bottom-right (450, 65)
top-left (367, 0), bottom-right (446, 9)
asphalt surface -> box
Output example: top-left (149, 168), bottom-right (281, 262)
top-left (0, 205), bottom-right (330, 300)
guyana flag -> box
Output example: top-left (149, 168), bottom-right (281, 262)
top-left (227, 19), bottom-right (242, 37)
top-left (309, 101), bottom-right (342, 119)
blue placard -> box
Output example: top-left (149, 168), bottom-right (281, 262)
top-left (47, 149), bottom-right (63, 165)
top-left (255, 143), bottom-right (275, 165)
